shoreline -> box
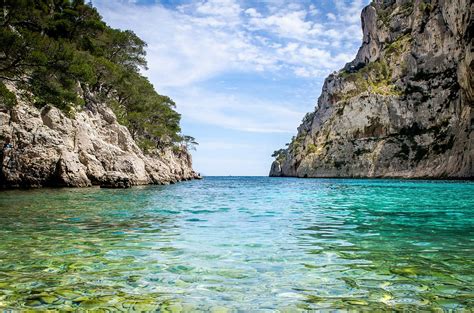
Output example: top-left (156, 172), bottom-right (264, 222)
top-left (268, 175), bottom-right (474, 181)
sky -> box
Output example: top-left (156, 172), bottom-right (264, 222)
top-left (93, 0), bottom-right (370, 176)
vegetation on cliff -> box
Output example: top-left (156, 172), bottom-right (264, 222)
top-left (0, 0), bottom-right (195, 152)
top-left (270, 0), bottom-right (471, 178)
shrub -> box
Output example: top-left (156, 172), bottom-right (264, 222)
top-left (306, 144), bottom-right (317, 154)
top-left (0, 82), bottom-right (17, 108)
top-left (0, 0), bottom-right (190, 152)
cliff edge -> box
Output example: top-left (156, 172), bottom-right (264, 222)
top-left (0, 1), bottom-right (200, 188)
top-left (0, 89), bottom-right (199, 188)
top-left (270, 0), bottom-right (473, 179)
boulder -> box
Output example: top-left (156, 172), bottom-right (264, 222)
top-left (0, 96), bottom-right (199, 188)
top-left (100, 171), bottom-right (132, 189)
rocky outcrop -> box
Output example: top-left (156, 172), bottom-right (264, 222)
top-left (100, 172), bottom-right (132, 189)
top-left (270, 0), bottom-right (473, 179)
top-left (0, 91), bottom-right (200, 188)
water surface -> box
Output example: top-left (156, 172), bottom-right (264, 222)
top-left (0, 177), bottom-right (473, 311)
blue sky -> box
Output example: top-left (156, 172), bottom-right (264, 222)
top-left (93, 0), bottom-right (369, 176)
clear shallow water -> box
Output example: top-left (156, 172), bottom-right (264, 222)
top-left (0, 177), bottom-right (473, 311)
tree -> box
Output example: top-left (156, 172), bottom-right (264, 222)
top-left (0, 0), bottom-right (188, 153)
top-left (180, 135), bottom-right (198, 151)
top-left (272, 149), bottom-right (286, 159)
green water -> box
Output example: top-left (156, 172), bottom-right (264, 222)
top-left (0, 177), bottom-right (473, 311)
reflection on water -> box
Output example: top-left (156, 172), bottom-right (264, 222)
top-left (0, 177), bottom-right (473, 311)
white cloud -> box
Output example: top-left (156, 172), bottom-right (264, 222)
top-left (195, 0), bottom-right (241, 18)
top-left (92, 0), bottom-right (370, 175)
top-left (245, 8), bottom-right (261, 18)
top-left (294, 67), bottom-right (311, 77)
top-left (173, 87), bottom-right (305, 133)
top-left (309, 4), bottom-right (319, 16)
top-left (326, 12), bottom-right (337, 21)
top-left (248, 10), bottom-right (313, 40)
top-left (94, 0), bottom-right (368, 86)
top-left (334, 0), bottom-right (365, 24)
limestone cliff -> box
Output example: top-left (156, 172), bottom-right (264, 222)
top-left (270, 0), bottom-right (473, 179)
top-left (0, 87), bottom-right (200, 188)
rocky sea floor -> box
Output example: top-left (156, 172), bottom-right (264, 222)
top-left (0, 177), bottom-right (473, 311)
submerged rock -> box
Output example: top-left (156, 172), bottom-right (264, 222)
top-left (270, 0), bottom-right (473, 179)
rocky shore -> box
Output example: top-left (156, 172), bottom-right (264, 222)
top-left (0, 94), bottom-right (200, 188)
top-left (270, 0), bottom-right (472, 179)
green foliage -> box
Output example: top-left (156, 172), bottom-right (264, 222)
top-left (180, 135), bottom-right (198, 151)
top-left (272, 149), bottom-right (284, 158)
top-left (0, 82), bottom-right (17, 108)
top-left (376, 7), bottom-right (392, 27)
top-left (375, 1), bottom-right (414, 27)
top-left (109, 72), bottom-right (182, 151)
top-left (301, 112), bottom-right (314, 124)
top-left (398, 2), bottom-right (414, 16)
top-left (306, 143), bottom-right (317, 154)
top-left (384, 34), bottom-right (412, 58)
top-left (96, 29), bottom-right (148, 72)
top-left (418, 1), bottom-right (433, 13)
top-left (337, 60), bottom-right (401, 100)
top-left (272, 149), bottom-right (286, 162)
top-left (0, 0), bottom-right (191, 151)
top-left (0, 0), bottom-right (105, 109)
top-left (288, 134), bottom-right (306, 153)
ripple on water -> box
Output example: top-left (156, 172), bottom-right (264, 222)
top-left (0, 178), bottom-right (473, 311)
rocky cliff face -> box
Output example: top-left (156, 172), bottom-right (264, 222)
top-left (270, 0), bottom-right (473, 179)
top-left (0, 87), bottom-right (200, 188)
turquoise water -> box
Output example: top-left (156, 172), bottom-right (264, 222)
top-left (0, 177), bottom-right (473, 311)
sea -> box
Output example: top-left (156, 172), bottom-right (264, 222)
top-left (0, 177), bottom-right (473, 311)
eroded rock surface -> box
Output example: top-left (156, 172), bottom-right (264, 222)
top-left (270, 0), bottom-right (473, 179)
top-left (0, 99), bottom-right (200, 188)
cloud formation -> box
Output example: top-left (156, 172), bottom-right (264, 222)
top-left (92, 0), bottom-right (369, 174)
top-left (173, 87), bottom-right (306, 133)
top-left (94, 0), bottom-right (367, 88)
